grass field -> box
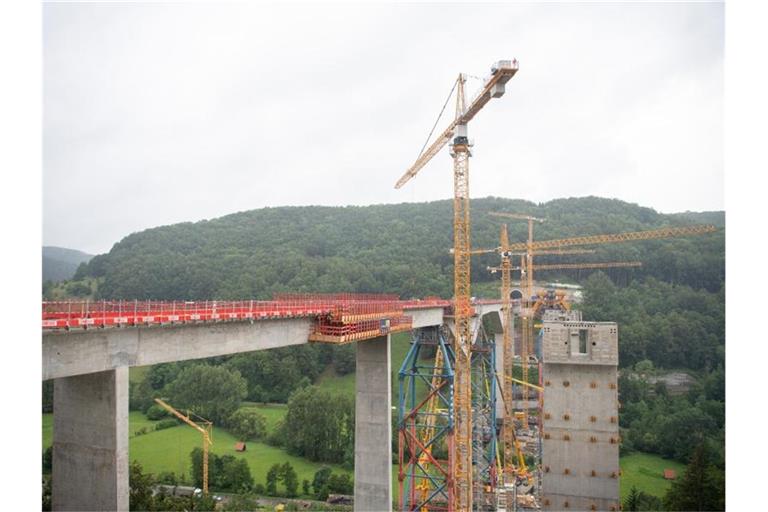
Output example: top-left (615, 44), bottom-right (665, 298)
top-left (620, 452), bottom-right (686, 500)
top-left (43, 405), bottom-right (349, 494)
top-left (239, 402), bottom-right (288, 432)
top-left (129, 421), bottom-right (351, 490)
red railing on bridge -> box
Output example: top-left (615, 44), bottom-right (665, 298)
top-left (41, 294), bottom-right (468, 344)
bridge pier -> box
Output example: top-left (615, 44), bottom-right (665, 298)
top-left (354, 334), bottom-right (392, 511)
top-left (52, 367), bottom-right (129, 511)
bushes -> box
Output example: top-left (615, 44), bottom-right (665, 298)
top-left (311, 467), bottom-right (352, 501)
top-left (264, 462), bottom-right (300, 497)
top-left (190, 447), bottom-right (253, 492)
top-left (154, 419), bottom-right (179, 431)
top-left (227, 409), bottom-right (267, 441)
top-left (146, 404), bottom-right (169, 420)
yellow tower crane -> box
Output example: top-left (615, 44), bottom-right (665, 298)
top-left (154, 398), bottom-right (214, 495)
top-left (394, 59), bottom-right (518, 511)
top-left (484, 228), bottom-right (601, 482)
top-left (489, 212), bottom-right (544, 431)
top-left (482, 220), bottom-right (717, 479)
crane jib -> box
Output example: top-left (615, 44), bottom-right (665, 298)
top-left (394, 61), bottom-right (519, 189)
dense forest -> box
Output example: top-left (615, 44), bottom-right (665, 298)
top-left (52, 196), bottom-right (725, 510)
top-left (71, 196), bottom-right (723, 300)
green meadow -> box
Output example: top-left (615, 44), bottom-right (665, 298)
top-left (620, 452), bottom-right (686, 500)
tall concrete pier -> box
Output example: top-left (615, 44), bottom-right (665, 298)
top-left (52, 368), bottom-right (129, 511)
top-left (354, 335), bottom-right (392, 511)
top-left (540, 320), bottom-right (620, 512)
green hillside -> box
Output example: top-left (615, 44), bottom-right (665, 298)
top-left (42, 246), bottom-right (93, 282)
top-left (74, 197), bottom-right (724, 300)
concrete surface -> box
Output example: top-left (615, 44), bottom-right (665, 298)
top-left (43, 306), bottom-right (450, 380)
top-left (52, 368), bottom-right (129, 511)
top-left (43, 318), bottom-right (313, 380)
top-left (354, 335), bottom-right (392, 511)
top-left (541, 321), bottom-right (620, 512)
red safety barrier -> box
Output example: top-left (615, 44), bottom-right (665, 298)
top-left (42, 295), bottom-right (497, 343)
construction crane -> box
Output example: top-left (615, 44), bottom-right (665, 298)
top-left (154, 398), bottom-right (213, 495)
top-left (496, 224), bottom-right (516, 485)
top-left (394, 59), bottom-right (518, 512)
top-left (487, 238), bottom-right (641, 478)
top-left (489, 213), bottom-right (543, 432)
top-left (485, 218), bottom-right (717, 476)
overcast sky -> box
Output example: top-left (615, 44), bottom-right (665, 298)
top-left (43, 2), bottom-right (723, 255)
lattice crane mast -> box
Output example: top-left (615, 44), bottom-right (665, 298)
top-left (154, 398), bottom-right (213, 495)
top-left (394, 59), bottom-right (519, 512)
top-left (489, 213), bottom-right (544, 431)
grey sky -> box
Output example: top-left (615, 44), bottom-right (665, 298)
top-left (43, 2), bottom-right (724, 255)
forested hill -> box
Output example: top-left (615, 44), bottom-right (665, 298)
top-left (75, 196), bottom-right (724, 300)
top-left (43, 246), bottom-right (93, 282)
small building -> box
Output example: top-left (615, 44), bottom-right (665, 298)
top-left (234, 441), bottom-right (246, 452)
top-left (663, 469), bottom-right (677, 480)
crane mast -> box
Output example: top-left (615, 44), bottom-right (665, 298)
top-left (395, 60), bottom-right (518, 512)
top-left (490, 213), bottom-right (544, 431)
top-left (498, 224), bottom-right (517, 483)
top-left (450, 75), bottom-right (475, 510)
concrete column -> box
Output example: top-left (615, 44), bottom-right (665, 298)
top-left (354, 334), bottom-right (392, 511)
top-left (53, 367), bottom-right (129, 511)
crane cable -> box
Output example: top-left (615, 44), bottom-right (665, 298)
top-left (415, 78), bottom-right (459, 160)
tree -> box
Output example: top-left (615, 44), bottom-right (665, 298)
top-left (664, 444), bottom-right (725, 511)
top-left (327, 473), bottom-right (353, 495)
top-left (281, 462), bottom-right (299, 498)
top-left (146, 404), bottom-right (169, 420)
top-left (164, 364), bottom-right (247, 424)
top-left (42, 476), bottom-right (52, 511)
top-left (624, 486), bottom-right (640, 511)
top-left (43, 380), bottom-right (54, 413)
top-left (129, 461), bottom-right (155, 511)
top-left (266, 464), bottom-right (280, 496)
top-left (302, 479), bottom-right (310, 496)
top-left (333, 345), bottom-right (356, 375)
top-left (312, 467), bottom-right (332, 500)
top-left (227, 409), bottom-right (267, 441)
top-left (190, 448), bottom-right (253, 492)
top-left (218, 455), bottom-right (253, 491)
top-left (222, 493), bottom-right (259, 511)
top-left (42, 446), bottom-right (53, 474)
top-left (281, 386), bottom-right (354, 463)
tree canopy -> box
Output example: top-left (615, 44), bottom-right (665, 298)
top-left (73, 196), bottom-right (723, 301)
top-left (164, 364), bottom-right (247, 424)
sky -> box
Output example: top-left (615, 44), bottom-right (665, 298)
top-left (43, 2), bottom-right (724, 255)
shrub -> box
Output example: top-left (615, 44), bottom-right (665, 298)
top-left (146, 404), bottom-right (169, 420)
top-left (154, 419), bottom-right (179, 431)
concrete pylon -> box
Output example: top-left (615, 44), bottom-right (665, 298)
top-left (354, 334), bottom-right (392, 511)
top-left (52, 367), bottom-right (129, 511)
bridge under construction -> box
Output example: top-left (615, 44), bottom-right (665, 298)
top-left (41, 56), bottom-right (719, 512)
